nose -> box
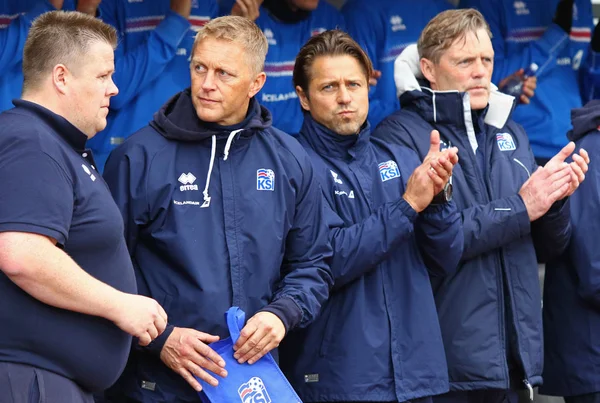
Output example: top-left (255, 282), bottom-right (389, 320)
top-left (108, 76), bottom-right (118, 97)
top-left (337, 85), bottom-right (352, 105)
top-left (472, 58), bottom-right (486, 79)
top-left (202, 70), bottom-right (217, 91)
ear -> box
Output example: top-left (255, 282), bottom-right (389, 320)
top-left (296, 85), bottom-right (311, 111)
top-left (420, 58), bottom-right (437, 88)
top-left (52, 64), bottom-right (69, 95)
top-left (248, 72), bottom-right (267, 98)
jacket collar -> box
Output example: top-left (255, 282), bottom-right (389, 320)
top-left (299, 112), bottom-right (370, 160)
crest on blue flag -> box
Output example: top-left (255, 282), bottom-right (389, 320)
top-left (238, 377), bottom-right (272, 403)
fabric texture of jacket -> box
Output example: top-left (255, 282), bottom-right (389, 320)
top-left (280, 113), bottom-right (463, 402)
top-left (458, 0), bottom-right (593, 160)
top-left (541, 99), bottom-right (600, 397)
top-left (372, 45), bottom-right (572, 392)
top-left (103, 90), bottom-right (333, 402)
top-left (86, 0), bottom-right (217, 172)
top-left (343, 0), bottom-right (454, 128)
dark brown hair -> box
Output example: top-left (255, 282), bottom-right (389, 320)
top-left (293, 29), bottom-right (373, 96)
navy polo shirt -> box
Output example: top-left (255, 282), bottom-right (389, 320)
top-left (0, 100), bottom-right (137, 392)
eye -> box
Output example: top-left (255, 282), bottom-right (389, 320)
top-left (193, 64), bottom-right (205, 73)
top-left (322, 84), bottom-right (333, 91)
top-left (217, 69), bottom-right (229, 77)
top-left (348, 82), bottom-right (361, 88)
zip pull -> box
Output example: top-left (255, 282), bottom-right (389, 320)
top-left (523, 379), bottom-right (534, 401)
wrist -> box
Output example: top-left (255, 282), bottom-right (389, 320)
top-left (402, 193), bottom-right (423, 213)
top-left (103, 289), bottom-right (126, 323)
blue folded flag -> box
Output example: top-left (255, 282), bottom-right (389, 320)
top-left (197, 306), bottom-right (302, 403)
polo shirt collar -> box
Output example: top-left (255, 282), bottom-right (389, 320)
top-left (13, 99), bottom-right (89, 151)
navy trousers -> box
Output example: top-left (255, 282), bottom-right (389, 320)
top-left (0, 362), bottom-right (93, 403)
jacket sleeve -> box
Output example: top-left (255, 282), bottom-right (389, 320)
top-left (568, 137), bottom-right (600, 307)
top-left (416, 201), bottom-right (464, 276)
top-left (459, 0), bottom-right (569, 83)
top-left (102, 143), bottom-right (176, 354)
top-left (0, 1), bottom-right (54, 72)
top-left (269, 151), bottom-right (334, 330)
top-left (374, 116), bottom-right (533, 261)
top-left (460, 195), bottom-right (532, 260)
top-left (99, 1), bottom-right (192, 110)
top-left (326, 195), bottom-right (418, 290)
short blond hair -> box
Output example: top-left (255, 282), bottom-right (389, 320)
top-left (193, 16), bottom-right (268, 74)
top-left (418, 8), bottom-right (492, 64)
top-left (22, 11), bottom-right (117, 94)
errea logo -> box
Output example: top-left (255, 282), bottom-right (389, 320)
top-left (330, 170), bottom-right (343, 184)
top-left (178, 172), bottom-right (198, 191)
top-left (390, 15), bottom-right (406, 32)
top-left (513, 1), bottom-right (530, 15)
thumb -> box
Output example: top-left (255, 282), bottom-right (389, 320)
top-left (551, 141), bottom-right (576, 164)
top-left (428, 130), bottom-right (441, 155)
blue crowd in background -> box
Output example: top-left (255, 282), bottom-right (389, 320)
top-left (2, 1), bottom-right (600, 403)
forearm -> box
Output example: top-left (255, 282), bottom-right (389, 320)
top-left (0, 232), bottom-right (124, 322)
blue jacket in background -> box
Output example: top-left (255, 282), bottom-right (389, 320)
top-left (103, 90), bottom-right (333, 402)
top-left (218, 1), bottom-right (344, 135)
top-left (580, 48), bottom-right (600, 103)
top-left (343, 0), bottom-right (454, 128)
top-left (0, 0), bottom-right (76, 113)
top-left (280, 114), bottom-right (462, 402)
top-left (86, 0), bottom-right (217, 172)
top-left (541, 100), bottom-right (600, 398)
top-left (373, 66), bottom-right (571, 391)
top-left (459, 0), bottom-right (593, 160)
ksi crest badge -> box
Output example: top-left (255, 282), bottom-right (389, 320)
top-left (257, 169), bottom-right (275, 191)
top-left (496, 132), bottom-right (516, 151)
top-left (378, 160), bottom-right (401, 182)
top-left (238, 377), bottom-right (271, 403)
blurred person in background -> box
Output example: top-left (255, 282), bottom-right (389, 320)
top-left (219, 0), bottom-right (344, 134)
top-left (0, 0), bottom-right (101, 113)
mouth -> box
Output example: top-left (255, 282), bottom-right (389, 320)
top-left (338, 110), bottom-right (355, 117)
top-left (199, 97), bottom-right (219, 104)
top-left (469, 86), bottom-right (487, 92)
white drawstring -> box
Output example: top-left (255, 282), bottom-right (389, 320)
top-left (223, 129), bottom-right (243, 161)
top-left (201, 135), bottom-right (216, 208)
top-left (201, 129), bottom-right (243, 208)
